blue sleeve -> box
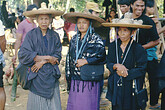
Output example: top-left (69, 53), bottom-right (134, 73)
top-left (18, 32), bottom-right (37, 67)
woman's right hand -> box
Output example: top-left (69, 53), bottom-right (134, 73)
top-left (31, 60), bottom-right (46, 73)
top-left (113, 64), bottom-right (128, 77)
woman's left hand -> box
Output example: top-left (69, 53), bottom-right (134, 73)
top-left (76, 59), bottom-right (88, 68)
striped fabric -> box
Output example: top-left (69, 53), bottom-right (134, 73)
top-left (27, 81), bottom-right (62, 110)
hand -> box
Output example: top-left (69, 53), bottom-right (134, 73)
top-left (116, 70), bottom-right (128, 77)
top-left (49, 56), bottom-right (59, 65)
top-left (113, 64), bottom-right (128, 77)
top-left (12, 55), bottom-right (17, 64)
top-left (76, 59), bottom-right (88, 68)
top-left (31, 60), bottom-right (46, 73)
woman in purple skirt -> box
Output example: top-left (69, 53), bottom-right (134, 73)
top-left (64, 12), bottom-right (106, 110)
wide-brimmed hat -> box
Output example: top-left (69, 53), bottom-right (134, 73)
top-left (63, 12), bottom-right (106, 27)
top-left (23, 2), bottom-right (64, 17)
top-left (102, 13), bottom-right (152, 29)
top-left (86, 2), bottom-right (102, 12)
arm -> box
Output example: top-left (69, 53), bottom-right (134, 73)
top-left (125, 45), bottom-right (148, 80)
top-left (0, 35), bottom-right (6, 53)
top-left (142, 39), bottom-right (160, 49)
top-left (12, 33), bottom-right (22, 63)
top-left (158, 26), bottom-right (165, 35)
top-left (86, 36), bottom-right (106, 65)
top-left (18, 33), bottom-right (37, 67)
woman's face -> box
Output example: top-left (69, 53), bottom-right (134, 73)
top-left (37, 14), bottom-right (51, 31)
top-left (77, 18), bottom-right (90, 34)
top-left (118, 27), bottom-right (132, 42)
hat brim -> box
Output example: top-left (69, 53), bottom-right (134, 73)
top-left (102, 23), bottom-right (152, 29)
top-left (23, 9), bottom-right (64, 17)
top-left (63, 12), bottom-right (105, 27)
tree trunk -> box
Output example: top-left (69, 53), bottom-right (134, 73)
top-left (65, 0), bottom-right (70, 13)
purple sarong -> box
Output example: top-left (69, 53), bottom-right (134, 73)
top-left (67, 80), bottom-right (101, 110)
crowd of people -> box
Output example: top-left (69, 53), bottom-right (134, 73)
top-left (0, 0), bottom-right (165, 110)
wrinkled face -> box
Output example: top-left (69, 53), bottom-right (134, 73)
top-left (77, 18), bottom-right (90, 34)
top-left (92, 11), bottom-right (99, 17)
top-left (118, 27), bottom-right (132, 42)
top-left (37, 14), bottom-right (51, 31)
top-left (119, 5), bottom-right (130, 14)
top-left (146, 7), bottom-right (154, 15)
top-left (131, 0), bottom-right (145, 18)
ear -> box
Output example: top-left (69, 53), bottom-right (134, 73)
top-left (131, 29), bottom-right (137, 39)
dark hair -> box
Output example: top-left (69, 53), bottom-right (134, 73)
top-left (130, 0), bottom-right (147, 5)
top-left (118, 0), bottom-right (131, 6)
top-left (146, 0), bottom-right (154, 8)
top-left (27, 4), bottom-right (38, 11)
top-left (116, 27), bottom-right (136, 36)
top-left (18, 16), bottom-right (23, 22)
top-left (70, 8), bottom-right (75, 12)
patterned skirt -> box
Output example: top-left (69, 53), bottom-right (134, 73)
top-left (67, 80), bottom-right (101, 110)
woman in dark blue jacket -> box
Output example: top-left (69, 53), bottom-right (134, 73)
top-left (102, 13), bottom-right (152, 110)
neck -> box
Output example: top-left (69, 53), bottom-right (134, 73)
top-left (41, 29), bottom-right (47, 36)
top-left (81, 32), bottom-right (87, 40)
top-left (121, 38), bottom-right (131, 47)
top-left (27, 17), bottom-right (34, 23)
top-left (132, 13), bottom-right (141, 19)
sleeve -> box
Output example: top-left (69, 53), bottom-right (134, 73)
top-left (125, 44), bottom-right (148, 80)
top-left (106, 43), bottom-right (116, 74)
top-left (16, 22), bottom-right (24, 34)
top-left (148, 19), bottom-right (159, 41)
top-left (86, 35), bottom-right (106, 64)
top-left (0, 20), bottom-right (5, 36)
top-left (65, 41), bottom-right (72, 91)
top-left (18, 32), bottom-right (37, 67)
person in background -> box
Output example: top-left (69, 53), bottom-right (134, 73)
top-left (118, 0), bottom-right (130, 15)
top-left (64, 11), bottom-right (106, 110)
top-left (64, 8), bottom-right (76, 42)
top-left (145, 0), bottom-right (155, 17)
top-left (18, 2), bottom-right (63, 110)
top-left (15, 16), bottom-right (23, 29)
top-left (52, 16), bottom-right (64, 43)
top-left (130, 0), bottom-right (160, 109)
top-left (12, 4), bottom-right (38, 64)
top-left (0, 20), bottom-right (6, 110)
top-left (157, 50), bottom-right (165, 110)
top-left (106, 10), bottom-right (117, 22)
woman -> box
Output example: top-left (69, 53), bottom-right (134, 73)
top-left (18, 2), bottom-right (64, 110)
top-left (157, 51), bottom-right (165, 110)
top-left (102, 13), bottom-right (152, 110)
top-left (64, 12), bottom-right (106, 110)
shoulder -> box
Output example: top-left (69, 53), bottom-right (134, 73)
top-left (140, 15), bottom-right (155, 25)
top-left (132, 41), bottom-right (146, 52)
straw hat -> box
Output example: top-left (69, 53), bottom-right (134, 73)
top-left (102, 13), bottom-right (152, 29)
top-left (63, 12), bottom-right (106, 27)
top-left (23, 2), bottom-right (64, 17)
top-left (86, 2), bottom-right (102, 12)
